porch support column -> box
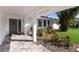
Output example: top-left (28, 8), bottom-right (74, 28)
top-left (33, 18), bottom-right (37, 42)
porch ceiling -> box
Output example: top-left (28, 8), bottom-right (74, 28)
top-left (0, 6), bottom-right (75, 17)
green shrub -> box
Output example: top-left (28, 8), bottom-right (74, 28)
top-left (60, 23), bottom-right (68, 31)
top-left (64, 36), bottom-right (71, 47)
top-left (60, 36), bottom-right (72, 48)
top-left (42, 32), bottom-right (49, 44)
top-left (37, 29), bottom-right (43, 32)
top-left (37, 29), bottom-right (45, 37)
top-left (47, 29), bottom-right (53, 34)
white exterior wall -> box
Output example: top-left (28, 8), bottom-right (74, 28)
top-left (37, 19), bottom-right (55, 29)
top-left (6, 15), bottom-right (25, 34)
top-left (0, 14), bottom-right (35, 45)
top-left (24, 17), bottom-right (34, 33)
top-left (0, 14), bottom-right (26, 45)
top-left (24, 17), bottom-right (37, 42)
top-left (0, 12), bottom-right (8, 45)
top-left (21, 19), bottom-right (24, 33)
top-left (24, 17), bottom-right (34, 26)
top-left (24, 17), bottom-right (34, 34)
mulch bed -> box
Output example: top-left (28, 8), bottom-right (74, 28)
top-left (37, 38), bottom-right (78, 52)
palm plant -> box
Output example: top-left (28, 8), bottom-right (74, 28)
top-left (57, 7), bottom-right (79, 31)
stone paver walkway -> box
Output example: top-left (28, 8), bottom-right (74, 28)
top-left (10, 41), bottom-right (49, 52)
top-left (0, 35), bottom-right (49, 52)
top-left (11, 34), bottom-right (33, 40)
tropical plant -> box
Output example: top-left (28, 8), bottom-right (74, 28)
top-left (57, 7), bottom-right (79, 31)
top-left (37, 29), bottom-right (44, 37)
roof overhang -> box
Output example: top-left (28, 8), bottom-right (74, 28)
top-left (0, 6), bottom-right (75, 18)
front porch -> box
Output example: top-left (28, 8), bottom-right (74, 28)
top-left (0, 35), bottom-right (49, 52)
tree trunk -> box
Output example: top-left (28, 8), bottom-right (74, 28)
top-left (59, 19), bottom-right (68, 31)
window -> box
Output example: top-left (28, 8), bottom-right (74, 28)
top-left (38, 20), bottom-right (42, 27)
top-left (43, 20), bottom-right (46, 27)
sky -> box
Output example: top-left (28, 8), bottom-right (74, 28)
top-left (48, 12), bottom-right (79, 19)
top-left (76, 13), bottom-right (79, 18)
top-left (47, 12), bottom-right (59, 19)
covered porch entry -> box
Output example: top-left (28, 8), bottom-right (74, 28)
top-left (9, 19), bottom-right (24, 34)
top-left (0, 6), bottom-right (75, 52)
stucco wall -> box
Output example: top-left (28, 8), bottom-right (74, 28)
top-left (0, 14), bottom-right (35, 45)
top-left (6, 15), bottom-right (25, 34)
top-left (0, 12), bottom-right (8, 45)
top-left (5, 15), bottom-right (33, 35)
top-left (0, 14), bottom-right (25, 45)
top-left (24, 17), bottom-right (34, 26)
top-left (37, 19), bottom-right (55, 29)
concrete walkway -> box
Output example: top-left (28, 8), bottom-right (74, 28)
top-left (0, 35), bottom-right (49, 52)
top-left (11, 34), bottom-right (33, 40)
top-left (10, 41), bottom-right (49, 52)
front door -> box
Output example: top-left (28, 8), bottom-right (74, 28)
top-left (9, 19), bottom-right (17, 34)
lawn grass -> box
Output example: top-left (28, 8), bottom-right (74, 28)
top-left (58, 28), bottom-right (79, 44)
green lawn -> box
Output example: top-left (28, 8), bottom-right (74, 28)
top-left (58, 28), bottom-right (79, 44)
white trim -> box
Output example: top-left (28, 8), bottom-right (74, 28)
top-left (46, 20), bottom-right (48, 27)
top-left (33, 19), bottom-right (37, 42)
top-left (42, 20), bottom-right (43, 28)
top-left (21, 19), bottom-right (24, 33)
top-left (17, 20), bottom-right (19, 33)
top-left (37, 19), bottom-right (54, 29)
